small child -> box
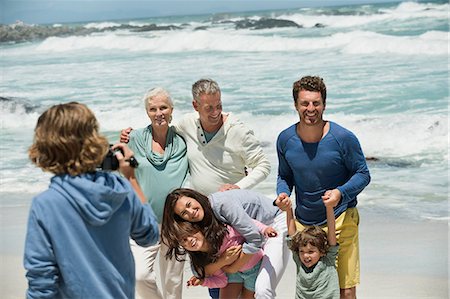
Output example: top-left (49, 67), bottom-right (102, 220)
top-left (172, 220), bottom-right (276, 299)
top-left (281, 196), bottom-right (339, 299)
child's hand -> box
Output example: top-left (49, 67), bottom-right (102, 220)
top-left (322, 189), bottom-right (341, 208)
top-left (219, 245), bottom-right (242, 266)
top-left (274, 193), bottom-right (292, 211)
top-left (186, 276), bottom-right (203, 287)
top-left (264, 226), bottom-right (278, 238)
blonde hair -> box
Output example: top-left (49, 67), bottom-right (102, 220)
top-left (143, 87), bottom-right (173, 111)
top-left (28, 102), bottom-right (109, 176)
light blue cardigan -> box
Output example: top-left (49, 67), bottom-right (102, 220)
top-left (129, 125), bottom-right (188, 222)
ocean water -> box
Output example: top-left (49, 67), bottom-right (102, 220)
top-left (1, 0), bottom-right (448, 222)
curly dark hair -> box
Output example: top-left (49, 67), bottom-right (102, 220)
top-left (289, 226), bottom-right (329, 256)
top-left (28, 102), bottom-right (109, 176)
top-left (292, 76), bottom-right (327, 106)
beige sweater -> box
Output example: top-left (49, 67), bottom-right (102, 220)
top-left (174, 112), bottom-right (271, 195)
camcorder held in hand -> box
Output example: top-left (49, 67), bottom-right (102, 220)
top-left (98, 145), bottom-right (139, 171)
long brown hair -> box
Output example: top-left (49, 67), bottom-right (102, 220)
top-left (173, 221), bottom-right (228, 279)
top-left (161, 188), bottom-right (226, 267)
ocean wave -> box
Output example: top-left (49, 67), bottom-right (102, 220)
top-left (339, 30), bottom-right (447, 55)
top-left (2, 1), bottom-right (447, 44)
top-left (279, 1), bottom-right (448, 28)
top-left (0, 96), bottom-right (41, 114)
top-left (35, 29), bottom-right (448, 56)
top-left (84, 22), bottom-right (123, 29)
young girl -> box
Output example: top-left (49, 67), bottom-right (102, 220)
top-left (161, 188), bottom-right (290, 298)
top-left (278, 194), bottom-right (340, 299)
top-left (171, 220), bottom-right (276, 299)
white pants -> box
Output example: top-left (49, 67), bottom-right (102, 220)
top-left (130, 239), bottom-right (185, 299)
top-left (255, 212), bottom-right (291, 299)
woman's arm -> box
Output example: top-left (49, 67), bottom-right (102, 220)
top-left (222, 252), bottom-right (253, 274)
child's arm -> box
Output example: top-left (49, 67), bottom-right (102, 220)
top-left (199, 271), bottom-right (228, 289)
top-left (323, 193), bottom-right (337, 246)
top-left (24, 208), bottom-right (60, 298)
top-left (275, 196), bottom-right (296, 236)
top-left (204, 245), bottom-right (242, 275)
top-left (285, 200), bottom-right (297, 237)
top-left (114, 143), bottom-right (146, 204)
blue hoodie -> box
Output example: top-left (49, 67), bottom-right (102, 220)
top-left (24, 172), bottom-right (159, 299)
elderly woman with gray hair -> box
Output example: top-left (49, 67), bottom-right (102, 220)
top-left (127, 87), bottom-right (189, 299)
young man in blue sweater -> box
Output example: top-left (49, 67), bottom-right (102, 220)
top-left (275, 76), bottom-right (370, 299)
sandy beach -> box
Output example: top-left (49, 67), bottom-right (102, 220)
top-left (1, 197), bottom-right (447, 299)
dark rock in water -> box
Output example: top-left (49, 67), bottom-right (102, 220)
top-left (0, 22), bottom-right (182, 43)
top-left (365, 156), bottom-right (417, 168)
top-left (131, 24), bottom-right (182, 32)
top-left (427, 121), bottom-right (440, 130)
top-left (0, 96), bottom-right (41, 113)
top-left (365, 156), bottom-right (379, 161)
top-left (0, 23), bottom-right (99, 43)
top-left (235, 18), bottom-right (301, 30)
top-left (213, 20), bottom-right (235, 25)
top-left (314, 23), bottom-right (326, 28)
top-left (194, 26), bottom-right (209, 31)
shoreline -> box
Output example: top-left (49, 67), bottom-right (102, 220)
top-left (1, 198), bottom-right (448, 298)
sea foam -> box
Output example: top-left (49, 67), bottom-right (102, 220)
top-left (35, 29), bottom-right (447, 56)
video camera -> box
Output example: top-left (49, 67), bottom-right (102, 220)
top-left (98, 144), bottom-right (139, 171)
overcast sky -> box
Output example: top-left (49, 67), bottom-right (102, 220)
top-left (2, 0), bottom-right (401, 25)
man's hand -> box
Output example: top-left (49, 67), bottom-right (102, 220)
top-left (186, 276), bottom-right (203, 287)
top-left (218, 184), bottom-right (240, 192)
top-left (274, 193), bottom-right (291, 211)
top-left (322, 189), bottom-right (341, 208)
top-left (119, 127), bottom-right (133, 143)
top-left (264, 226), bottom-right (278, 238)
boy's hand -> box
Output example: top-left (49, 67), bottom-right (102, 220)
top-left (322, 189), bottom-right (341, 208)
top-left (186, 276), bottom-right (203, 287)
top-left (112, 143), bottom-right (136, 179)
top-left (264, 226), bottom-right (278, 238)
top-left (274, 193), bottom-right (291, 211)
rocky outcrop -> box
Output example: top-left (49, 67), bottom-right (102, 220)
top-left (0, 24), bottom-right (98, 43)
top-left (0, 23), bottom-right (182, 43)
top-left (234, 18), bottom-right (301, 29)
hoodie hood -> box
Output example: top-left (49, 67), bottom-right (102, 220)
top-left (50, 172), bottom-right (130, 226)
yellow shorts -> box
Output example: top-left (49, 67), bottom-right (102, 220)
top-left (295, 207), bottom-right (360, 289)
